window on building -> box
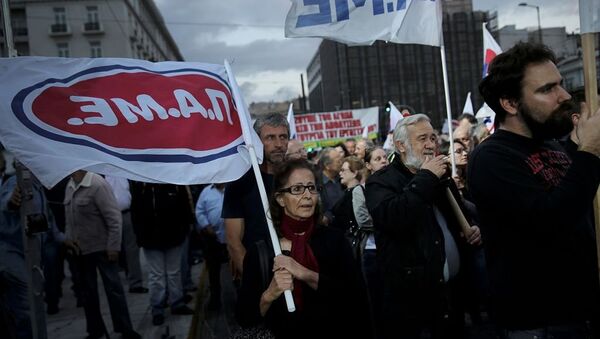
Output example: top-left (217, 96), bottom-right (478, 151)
top-left (57, 42), bottom-right (69, 57)
top-left (90, 41), bottom-right (102, 58)
top-left (87, 6), bottom-right (99, 23)
top-left (85, 6), bottom-right (100, 31)
top-left (53, 7), bottom-right (66, 24)
top-left (52, 7), bottom-right (68, 33)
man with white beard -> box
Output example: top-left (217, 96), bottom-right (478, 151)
top-left (365, 114), bottom-right (481, 339)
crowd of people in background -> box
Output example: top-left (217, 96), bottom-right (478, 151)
top-left (1, 42), bottom-right (599, 339)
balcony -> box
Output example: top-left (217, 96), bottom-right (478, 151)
top-left (83, 22), bottom-right (104, 35)
top-left (49, 23), bottom-right (71, 37)
top-left (14, 27), bottom-right (28, 36)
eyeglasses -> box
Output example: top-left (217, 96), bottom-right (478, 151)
top-left (278, 184), bottom-right (321, 195)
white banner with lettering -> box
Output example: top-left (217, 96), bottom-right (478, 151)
top-left (295, 107), bottom-right (379, 148)
top-left (285, 0), bottom-right (442, 46)
top-left (0, 57), bottom-right (262, 187)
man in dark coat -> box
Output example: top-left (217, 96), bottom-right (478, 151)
top-left (366, 114), bottom-right (481, 339)
top-left (130, 182), bottom-right (195, 325)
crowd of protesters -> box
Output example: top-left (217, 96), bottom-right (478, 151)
top-left (1, 42), bottom-right (599, 339)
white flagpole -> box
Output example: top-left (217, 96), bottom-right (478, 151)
top-left (2, 0), bottom-right (17, 58)
top-left (224, 60), bottom-right (296, 313)
top-left (439, 41), bottom-right (457, 177)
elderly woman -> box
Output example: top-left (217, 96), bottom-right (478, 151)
top-left (235, 159), bottom-right (372, 339)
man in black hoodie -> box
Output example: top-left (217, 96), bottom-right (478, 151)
top-left (469, 42), bottom-right (600, 338)
top-left (130, 182), bottom-right (195, 326)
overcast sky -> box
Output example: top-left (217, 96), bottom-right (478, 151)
top-left (154, 0), bottom-right (580, 105)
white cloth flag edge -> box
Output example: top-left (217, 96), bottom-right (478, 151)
top-left (287, 103), bottom-right (297, 139)
top-left (284, 0), bottom-right (442, 47)
top-left (580, 0), bottom-right (600, 34)
top-left (388, 101), bottom-right (403, 132)
top-left (462, 92), bottom-right (474, 115)
top-left (0, 56), bottom-right (261, 188)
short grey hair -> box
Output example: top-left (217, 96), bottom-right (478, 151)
top-left (253, 113), bottom-right (289, 136)
top-left (318, 147), bottom-right (337, 170)
top-left (393, 114), bottom-right (431, 145)
top-left (356, 137), bottom-right (375, 149)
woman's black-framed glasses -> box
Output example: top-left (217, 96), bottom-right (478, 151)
top-left (278, 184), bottom-right (321, 195)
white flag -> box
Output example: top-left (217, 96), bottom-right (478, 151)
top-left (362, 125), bottom-right (369, 139)
top-left (476, 103), bottom-right (496, 133)
top-left (286, 103), bottom-right (297, 139)
top-left (0, 56), bottom-right (262, 188)
top-left (285, 0), bottom-right (442, 46)
top-left (461, 92), bottom-right (474, 115)
top-left (388, 101), bottom-right (403, 132)
top-left (580, 0), bottom-right (600, 34)
top-left (482, 23), bottom-right (502, 78)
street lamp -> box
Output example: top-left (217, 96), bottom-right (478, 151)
top-left (518, 3), bottom-right (542, 45)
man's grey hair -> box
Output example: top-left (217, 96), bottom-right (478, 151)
top-left (318, 147), bottom-right (337, 170)
top-left (393, 114), bottom-right (431, 145)
top-left (253, 113), bottom-right (289, 136)
top-left (356, 137), bottom-right (375, 149)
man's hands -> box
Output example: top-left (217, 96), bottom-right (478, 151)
top-left (463, 225), bottom-right (482, 246)
top-left (64, 239), bottom-right (81, 255)
top-left (577, 102), bottom-right (600, 157)
top-left (8, 186), bottom-right (22, 210)
top-left (421, 155), bottom-right (449, 178)
top-left (107, 250), bottom-right (119, 262)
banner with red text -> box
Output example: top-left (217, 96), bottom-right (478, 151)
top-left (295, 107), bottom-right (379, 148)
top-left (0, 56), bottom-right (262, 188)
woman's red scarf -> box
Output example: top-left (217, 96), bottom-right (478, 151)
top-left (279, 213), bottom-right (319, 310)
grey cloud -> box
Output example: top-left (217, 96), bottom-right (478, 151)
top-left (240, 81), bottom-right (258, 96)
top-left (182, 38), bottom-right (321, 76)
top-left (155, 0), bottom-right (321, 75)
top-left (274, 86), bottom-right (299, 101)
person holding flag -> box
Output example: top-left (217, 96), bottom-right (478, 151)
top-left (469, 42), bottom-right (600, 338)
top-left (366, 114), bottom-right (481, 339)
top-left (223, 113), bottom-right (289, 280)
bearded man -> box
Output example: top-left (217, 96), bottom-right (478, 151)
top-left (365, 114), bottom-right (481, 339)
top-left (469, 42), bottom-right (600, 338)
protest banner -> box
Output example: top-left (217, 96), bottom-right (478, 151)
top-left (0, 57), bottom-right (262, 188)
top-left (293, 107), bottom-right (379, 148)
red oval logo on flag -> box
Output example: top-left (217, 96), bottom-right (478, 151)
top-left (15, 66), bottom-right (243, 161)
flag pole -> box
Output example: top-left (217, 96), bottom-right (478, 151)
top-left (2, 0), bottom-right (17, 58)
top-left (440, 37), bottom-right (475, 237)
top-left (581, 32), bottom-right (600, 281)
top-left (440, 40), bottom-right (457, 177)
top-left (224, 60), bottom-right (296, 313)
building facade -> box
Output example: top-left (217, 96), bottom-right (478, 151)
top-left (496, 25), bottom-right (577, 60)
top-left (1, 0), bottom-right (183, 61)
top-left (307, 7), bottom-right (489, 131)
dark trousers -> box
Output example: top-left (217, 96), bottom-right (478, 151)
top-left (363, 249), bottom-right (383, 339)
top-left (0, 265), bottom-right (31, 339)
top-left (202, 235), bottom-right (227, 299)
top-left (76, 251), bottom-right (134, 336)
top-left (382, 279), bottom-right (465, 339)
top-left (499, 322), bottom-right (597, 339)
top-left (43, 241), bottom-right (63, 309)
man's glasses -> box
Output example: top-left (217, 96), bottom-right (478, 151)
top-left (278, 184), bottom-right (321, 195)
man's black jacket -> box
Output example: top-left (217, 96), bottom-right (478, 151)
top-left (365, 153), bottom-right (470, 320)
